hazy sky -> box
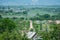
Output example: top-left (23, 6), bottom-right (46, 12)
top-left (0, 0), bottom-right (60, 6)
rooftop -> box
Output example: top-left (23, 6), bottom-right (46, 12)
top-left (26, 32), bottom-right (36, 39)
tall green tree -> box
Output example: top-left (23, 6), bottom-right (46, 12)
top-left (0, 18), bottom-right (16, 33)
top-left (0, 15), bottom-right (2, 18)
top-left (23, 11), bottom-right (28, 20)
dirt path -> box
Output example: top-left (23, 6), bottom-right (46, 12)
top-left (30, 20), bottom-right (33, 29)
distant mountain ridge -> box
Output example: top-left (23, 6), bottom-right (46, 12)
top-left (0, 5), bottom-right (60, 8)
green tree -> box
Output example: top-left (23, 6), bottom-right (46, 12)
top-left (0, 18), bottom-right (16, 33)
top-left (43, 14), bottom-right (50, 20)
top-left (0, 15), bottom-right (2, 18)
top-left (42, 23), bottom-right (60, 40)
top-left (23, 11), bottom-right (28, 20)
top-left (50, 23), bottom-right (60, 40)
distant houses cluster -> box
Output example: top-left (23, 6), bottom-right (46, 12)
top-left (48, 20), bottom-right (60, 24)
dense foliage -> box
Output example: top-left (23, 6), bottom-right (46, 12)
top-left (0, 6), bottom-right (60, 40)
top-left (0, 18), bottom-right (29, 40)
top-left (41, 23), bottom-right (60, 40)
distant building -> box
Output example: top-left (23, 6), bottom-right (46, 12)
top-left (48, 20), bottom-right (60, 24)
top-left (55, 20), bottom-right (60, 24)
top-left (13, 9), bottom-right (26, 13)
top-left (48, 20), bottom-right (53, 23)
top-left (26, 32), bottom-right (43, 40)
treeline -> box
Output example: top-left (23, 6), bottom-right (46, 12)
top-left (30, 13), bottom-right (60, 20)
top-left (0, 13), bottom-right (60, 20)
